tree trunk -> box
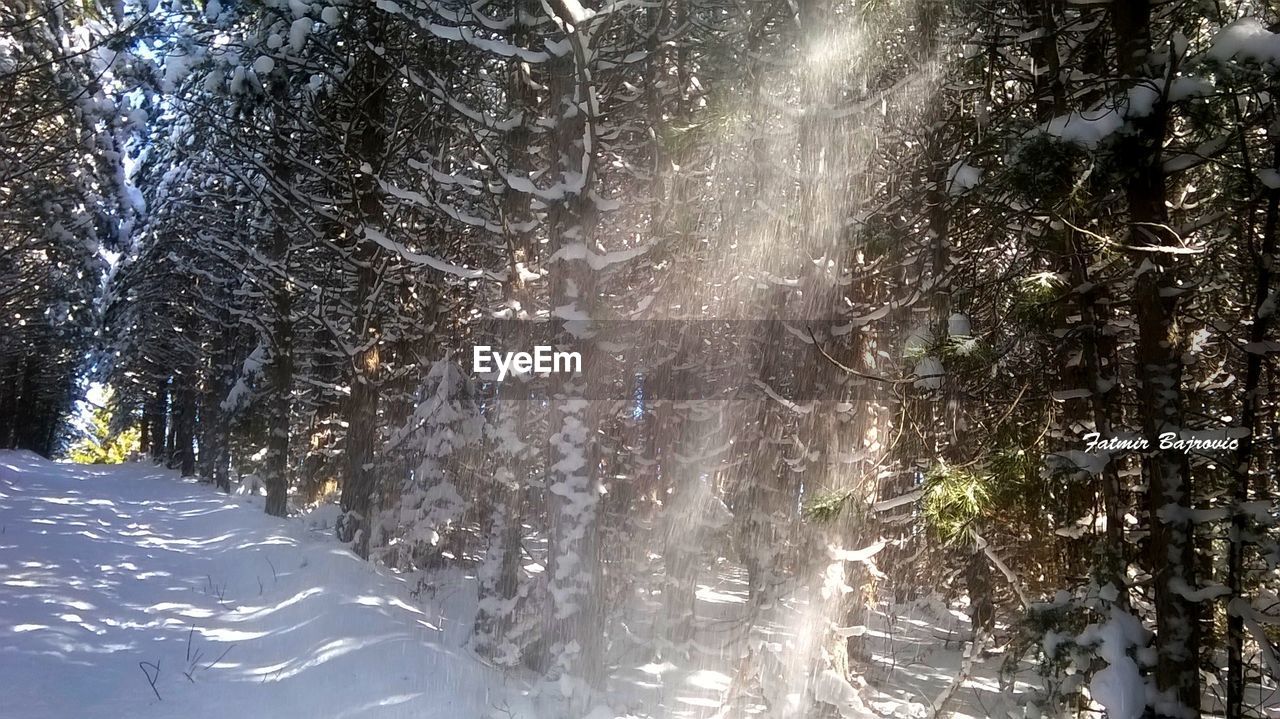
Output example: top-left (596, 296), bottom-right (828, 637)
top-left (174, 378), bottom-right (196, 477)
top-left (263, 272), bottom-right (293, 517)
top-left (138, 399), bottom-right (151, 458)
top-left (0, 358), bottom-right (17, 448)
top-left (1226, 140), bottom-right (1279, 719)
top-left (262, 77), bottom-right (296, 519)
top-left (1113, 2), bottom-right (1200, 712)
top-left (148, 377), bottom-right (168, 463)
top-left (337, 8), bottom-right (390, 556)
top-left (539, 22), bottom-right (605, 688)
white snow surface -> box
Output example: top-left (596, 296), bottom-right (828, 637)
top-left (1210, 17), bottom-right (1280, 64)
top-left (945, 161), bottom-right (981, 196)
top-left (0, 452), bottom-right (502, 719)
top-left (252, 55), bottom-right (275, 75)
top-left (0, 451), bottom-right (1040, 719)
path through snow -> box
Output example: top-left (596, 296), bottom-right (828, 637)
top-left (0, 451), bottom-right (503, 719)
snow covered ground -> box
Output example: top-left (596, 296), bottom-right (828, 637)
top-left (604, 565), bottom-right (1032, 719)
top-left (0, 451), bottom-right (506, 719)
top-left (1, 450), bottom-right (1032, 719)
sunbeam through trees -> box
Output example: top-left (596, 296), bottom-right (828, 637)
top-left (2, 0), bottom-right (1280, 717)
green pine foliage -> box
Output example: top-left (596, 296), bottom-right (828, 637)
top-left (68, 392), bottom-right (140, 465)
top-left (921, 462), bottom-right (991, 545)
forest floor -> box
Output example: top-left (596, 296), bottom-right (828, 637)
top-left (0, 451), bottom-right (1026, 719)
